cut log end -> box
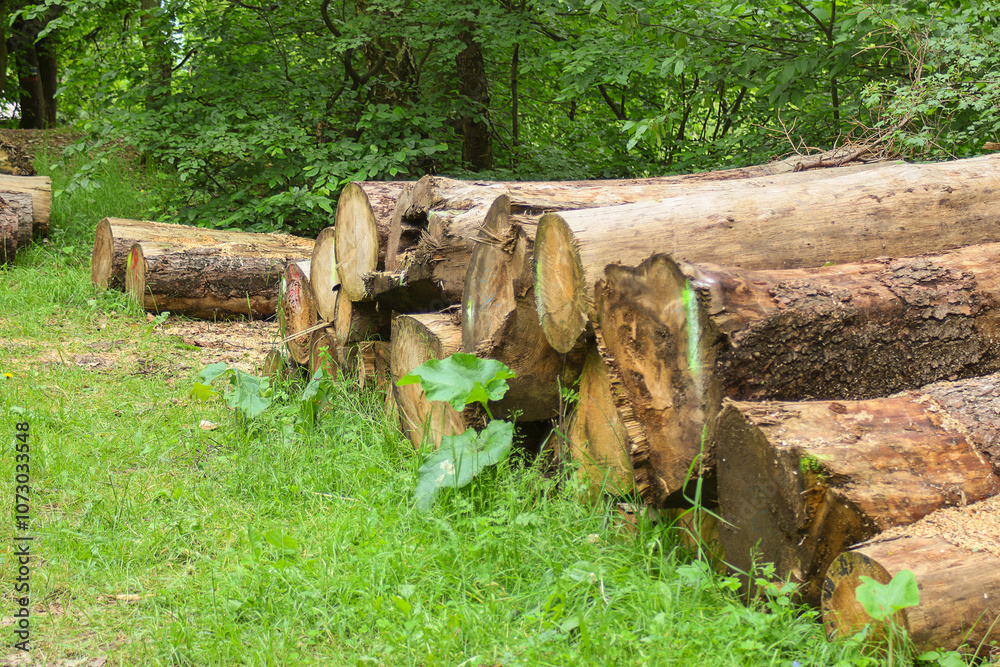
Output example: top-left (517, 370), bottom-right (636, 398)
top-left (563, 345), bottom-right (635, 498)
top-left (821, 550), bottom-right (895, 640)
top-left (390, 312), bottom-right (467, 450)
top-left (124, 243), bottom-right (147, 305)
top-left (91, 218), bottom-right (114, 288)
top-left (311, 226), bottom-right (339, 322)
top-left (309, 328), bottom-right (342, 379)
top-left (335, 183), bottom-right (380, 301)
top-left (281, 262), bottom-right (318, 365)
top-left (462, 195), bottom-right (523, 351)
top-left (535, 212), bottom-right (588, 354)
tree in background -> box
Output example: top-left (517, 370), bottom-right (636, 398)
top-left (21, 0), bottom-right (1000, 234)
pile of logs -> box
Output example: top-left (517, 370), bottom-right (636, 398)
top-left (91, 146), bottom-right (1000, 655)
top-left (0, 175), bottom-right (52, 265)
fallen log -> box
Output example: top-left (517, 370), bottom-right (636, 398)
top-left (333, 180), bottom-right (408, 300)
top-left (536, 153), bottom-right (1000, 353)
top-left (99, 219), bottom-right (313, 318)
top-left (561, 344), bottom-right (635, 499)
top-left (822, 495), bottom-right (1000, 655)
top-left (280, 261), bottom-right (317, 365)
top-left (342, 341), bottom-right (391, 390)
top-left (390, 312), bottom-right (469, 449)
top-left (364, 153), bottom-right (884, 310)
top-left (715, 385), bottom-right (1000, 605)
top-left (0, 207), bottom-right (17, 264)
top-left (0, 175), bottom-right (50, 238)
top-left (310, 226), bottom-right (338, 322)
top-left (0, 192), bottom-right (33, 247)
top-left (334, 290), bottom-right (390, 344)
top-left (596, 244), bottom-right (1000, 507)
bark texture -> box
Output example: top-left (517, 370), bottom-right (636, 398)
top-left (0, 175), bottom-right (50, 238)
top-left (93, 218), bottom-right (313, 317)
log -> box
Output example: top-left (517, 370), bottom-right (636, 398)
top-left (281, 261), bottom-right (317, 365)
top-left (715, 386), bottom-right (1000, 605)
top-left (0, 192), bottom-right (33, 247)
top-left (822, 495), bottom-right (1000, 654)
top-left (0, 207), bottom-right (17, 265)
top-left (536, 153), bottom-right (1000, 353)
top-left (596, 244), bottom-right (1000, 507)
top-left (342, 341), bottom-right (391, 390)
top-left (308, 327), bottom-right (342, 378)
top-left (333, 181), bottom-right (409, 301)
top-left (0, 175), bottom-right (50, 238)
top-left (90, 218), bottom-right (314, 305)
top-left (374, 154), bottom-right (885, 310)
top-left (334, 289), bottom-right (390, 344)
top-left (390, 312), bottom-right (469, 449)
top-left (310, 226), bottom-right (339, 322)
top-left (561, 344), bottom-right (635, 498)
top-left (261, 348), bottom-right (297, 382)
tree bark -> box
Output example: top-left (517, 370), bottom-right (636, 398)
top-left (0, 191), bottom-right (32, 247)
top-left (311, 226), bottom-right (338, 322)
top-left (536, 153), bottom-right (1000, 353)
top-left (456, 25), bottom-right (492, 171)
top-left (715, 385), bottom-right (1000, 605)
top-left (0, 175), bottom-right (51, 238)
top-left (333, 180), bottom-right (409, 300)
top-left (0, 206), bottom-right (16, 265)
top-left (93, 218), bottom-right (313, 317)
top-left (822, 496), bottom-right (1000, 654)
top-left (390, 312), bottom-right (469, 450)
top-left (280, 261), bottom-right (317, 365)
top-left (596, 244), bottom-right (1000, 507)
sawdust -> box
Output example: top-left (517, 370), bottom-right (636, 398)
top-left (876, 493), bottom-right (1000, 558)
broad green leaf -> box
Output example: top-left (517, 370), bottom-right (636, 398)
top-left (855, 570), bottom-right (919, 621)
top-left (189, 382), bottom-right (219, 401)
top-left (197, 362), bottom-right (231, 384)
top-left (397, 353), bottom-right (515, 411)
top-left (225, 369), bottom-right (271, 418)
top-left (413, 420), bottom-right (514, 511)
top-left (264, 530), bottom-right (300, 554)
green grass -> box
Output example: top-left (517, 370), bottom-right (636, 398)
top-left (0, 141), bottom-right (915, 666)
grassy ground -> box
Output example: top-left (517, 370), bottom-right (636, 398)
top-left (0, 142), bottom-right (922, 666)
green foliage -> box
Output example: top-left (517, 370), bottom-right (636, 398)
top-left (191, 362), bottom-right (273, 419)
top-left (855, 569), bottom-right (920, 622)
top-left (398, 353), bottom-right (517, 510)
top-left (397, 352), bottom-right (515, 413)
top-left (413, 419), bottom-right (515, 512)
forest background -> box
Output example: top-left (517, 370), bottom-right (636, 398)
top-left (2, 0), bottom-right (998, 234)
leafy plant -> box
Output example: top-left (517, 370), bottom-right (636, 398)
top-left (191, 362), bottom-right (273, 419)
top-left (397, 352), bottom-right (516, 511)
top-left (855, 569), bottom-right (920, 664)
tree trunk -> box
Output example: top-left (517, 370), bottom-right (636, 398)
top-left (822, 496), bottom-right (1000, 655)
top-left (390, 312), bottom-right (468, 450)
top-left (14, 44), bottom-right (45, 129)
top-left (456, 25), bottom-right (492, 171)
top-left (93, 218), bottom-right (313, 316)
top-left (536, 153), bottom-right (1000, 353)
top-left (561, 344), bottom-right (635, 499)
top-left (342, 341), bottom-right (391, 390)
top-left (715, 385), bottom-right (1000, 605)
top-left (333, 180), bottom-right (409, 300)
top-left (0, 175), bottom-right (51, 238)
top-left (36, 31), bottom-right (57, 126)
top-left (280, 261), bottom-right (317, 365)
top-left (311, 226), bottom-right (338, 322)
top-left (596, 244), bottom-right (1000, 507)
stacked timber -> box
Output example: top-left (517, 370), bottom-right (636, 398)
top-left (0, 176), bottom-right (52, 265)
